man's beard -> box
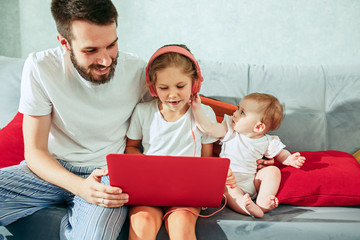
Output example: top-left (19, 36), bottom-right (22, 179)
top-left (70, 49), bottom-right (118, 85)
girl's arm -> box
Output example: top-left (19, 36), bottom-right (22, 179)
top-left (191, 95), bottom-right (227, 138)
top-left (125, 138), bottom-right (142, 154)
top-left (201, 143), bottom-right (214, 157)
top-left (275, 149), bottom-right (306, 168)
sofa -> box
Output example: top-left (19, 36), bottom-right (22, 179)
top-left (1, 55), bottom-right (360, 240)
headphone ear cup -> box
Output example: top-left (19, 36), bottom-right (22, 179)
top-left (192, 76), bottom-right (203, 95)
top-left (145, 66), bottom-right (158, 97)
top-left (148, 85), bottom-right (158, 97)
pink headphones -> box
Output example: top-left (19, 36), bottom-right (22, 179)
top-left (145, 45), bottom-right (203, 97)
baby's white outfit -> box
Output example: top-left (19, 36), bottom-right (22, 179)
top-left (219, 115), bottom-right (285, 198)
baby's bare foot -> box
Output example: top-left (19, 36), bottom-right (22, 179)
top-left (239, 193), bottom-right (264, 218)
top-left (257, 195), bottom-right (279, 213)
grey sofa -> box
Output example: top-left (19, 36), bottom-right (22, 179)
top-left (1, 55), bottom-right (360, 240)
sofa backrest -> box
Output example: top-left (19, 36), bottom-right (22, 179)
top-left (1, 56), bottom-right (359, 154)
top-left (0, 56), bottom-right (25, 129)
top-left (199, 60), bottom-right (360, 154)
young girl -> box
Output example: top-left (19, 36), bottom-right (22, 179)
top-left (190, 93), bottom-right (306, 218)
top-left (125, 44), bottom-right (218, 240)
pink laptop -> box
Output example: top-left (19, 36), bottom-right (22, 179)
top-left (106, 154), bottom-right (230, 207)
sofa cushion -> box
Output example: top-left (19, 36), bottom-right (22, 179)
top-left (0, 112), bottom-right (24, 168)
top-left (0, 56), bottom-right (25, 129)
top-left (199, 62), bottom-right (360, 155)
top-left (276, 150), bottom-right (360, 206)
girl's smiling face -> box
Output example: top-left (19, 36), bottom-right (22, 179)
top-left (155, 66), bottom-right (193, 115)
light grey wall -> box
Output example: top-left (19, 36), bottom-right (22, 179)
top-left (1, 0), bottom-right (360, 64)
top-left (18, 0), bottom-right (58, 57)
top-left (0, 0), bottom-right (21, 57)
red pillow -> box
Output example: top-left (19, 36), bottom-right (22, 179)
top-left (276, 150), bottom-right (360, 206)
top-left (0, 112), bottom-right (24, 168)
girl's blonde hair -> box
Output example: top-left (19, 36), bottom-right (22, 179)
top-left (147, 45), bottom-right (197, 90)
top-left (243, 93), bottom-right (284, 132)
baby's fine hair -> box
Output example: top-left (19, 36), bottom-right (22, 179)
top-left (147, 44), bottom-right (198, 88)
top-left (243, 93), bottom-right (284, 132)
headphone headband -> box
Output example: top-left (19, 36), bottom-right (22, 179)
top-left (145, 45), bottom-right (203, 97)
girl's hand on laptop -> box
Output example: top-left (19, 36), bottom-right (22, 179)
top-left (226, 168), bottom-right (237, 188)
top-left (78, 168), bottom-right (129, 208)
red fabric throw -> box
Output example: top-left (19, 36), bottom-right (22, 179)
top-left (0, 112), bottom-right (24, 168)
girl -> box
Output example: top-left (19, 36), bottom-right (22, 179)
top-left (190, 93), bottom-right (306, 218)
top-left (125, 44), bottom-right (218, 240)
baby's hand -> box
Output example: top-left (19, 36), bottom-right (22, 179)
top-left (284, 152), bottom-right (306, 168)
top-left (189, 94), bottom-right (202, 110)
top-left (226, 168), bottom-right (237, 188)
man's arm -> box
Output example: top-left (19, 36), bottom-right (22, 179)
top-left (23, 114), bottom-right (128, 207)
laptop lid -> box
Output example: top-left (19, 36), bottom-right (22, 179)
top-left (107, 154), bottom-right (230, 207)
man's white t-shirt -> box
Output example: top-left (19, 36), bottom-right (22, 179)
top-left (127, 99), bottom-right (218, 157)
top-left (220, 115), bottom-right (286, 174)
top-left (19, 47), bottom-right (147, 168)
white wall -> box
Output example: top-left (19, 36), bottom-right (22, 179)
top-left (0, 0), bottom-right (21, 57)
top-left (1, 0), bottom-right (360, 64)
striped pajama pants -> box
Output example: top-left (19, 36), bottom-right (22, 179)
top-left (0, 160), bottom-right (128, 240)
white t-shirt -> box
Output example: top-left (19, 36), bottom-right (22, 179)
top-left (127, 99), bottom-right (218, 157)
top-left (220, 115), bottom-right (286, 174)
top-left (19, 47), bottom-right (147, 168)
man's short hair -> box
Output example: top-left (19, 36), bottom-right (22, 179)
top-left (51, 0), bottom-right (118, 42)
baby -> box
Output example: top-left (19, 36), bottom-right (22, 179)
top-left (191, 92), bottom-right (306, 218)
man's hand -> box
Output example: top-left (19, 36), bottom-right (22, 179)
top-left (256, 158), bottom-right (275, 170)
top-left (78, 168), bottom-right (129, 208)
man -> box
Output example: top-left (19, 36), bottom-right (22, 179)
top-left (0, 0), bottom-right (146, 239)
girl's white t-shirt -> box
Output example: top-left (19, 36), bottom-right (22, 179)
top-left (19, 47), bottom-right (147, 168)
top-left (127, 99), bottom-right (218, 157)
